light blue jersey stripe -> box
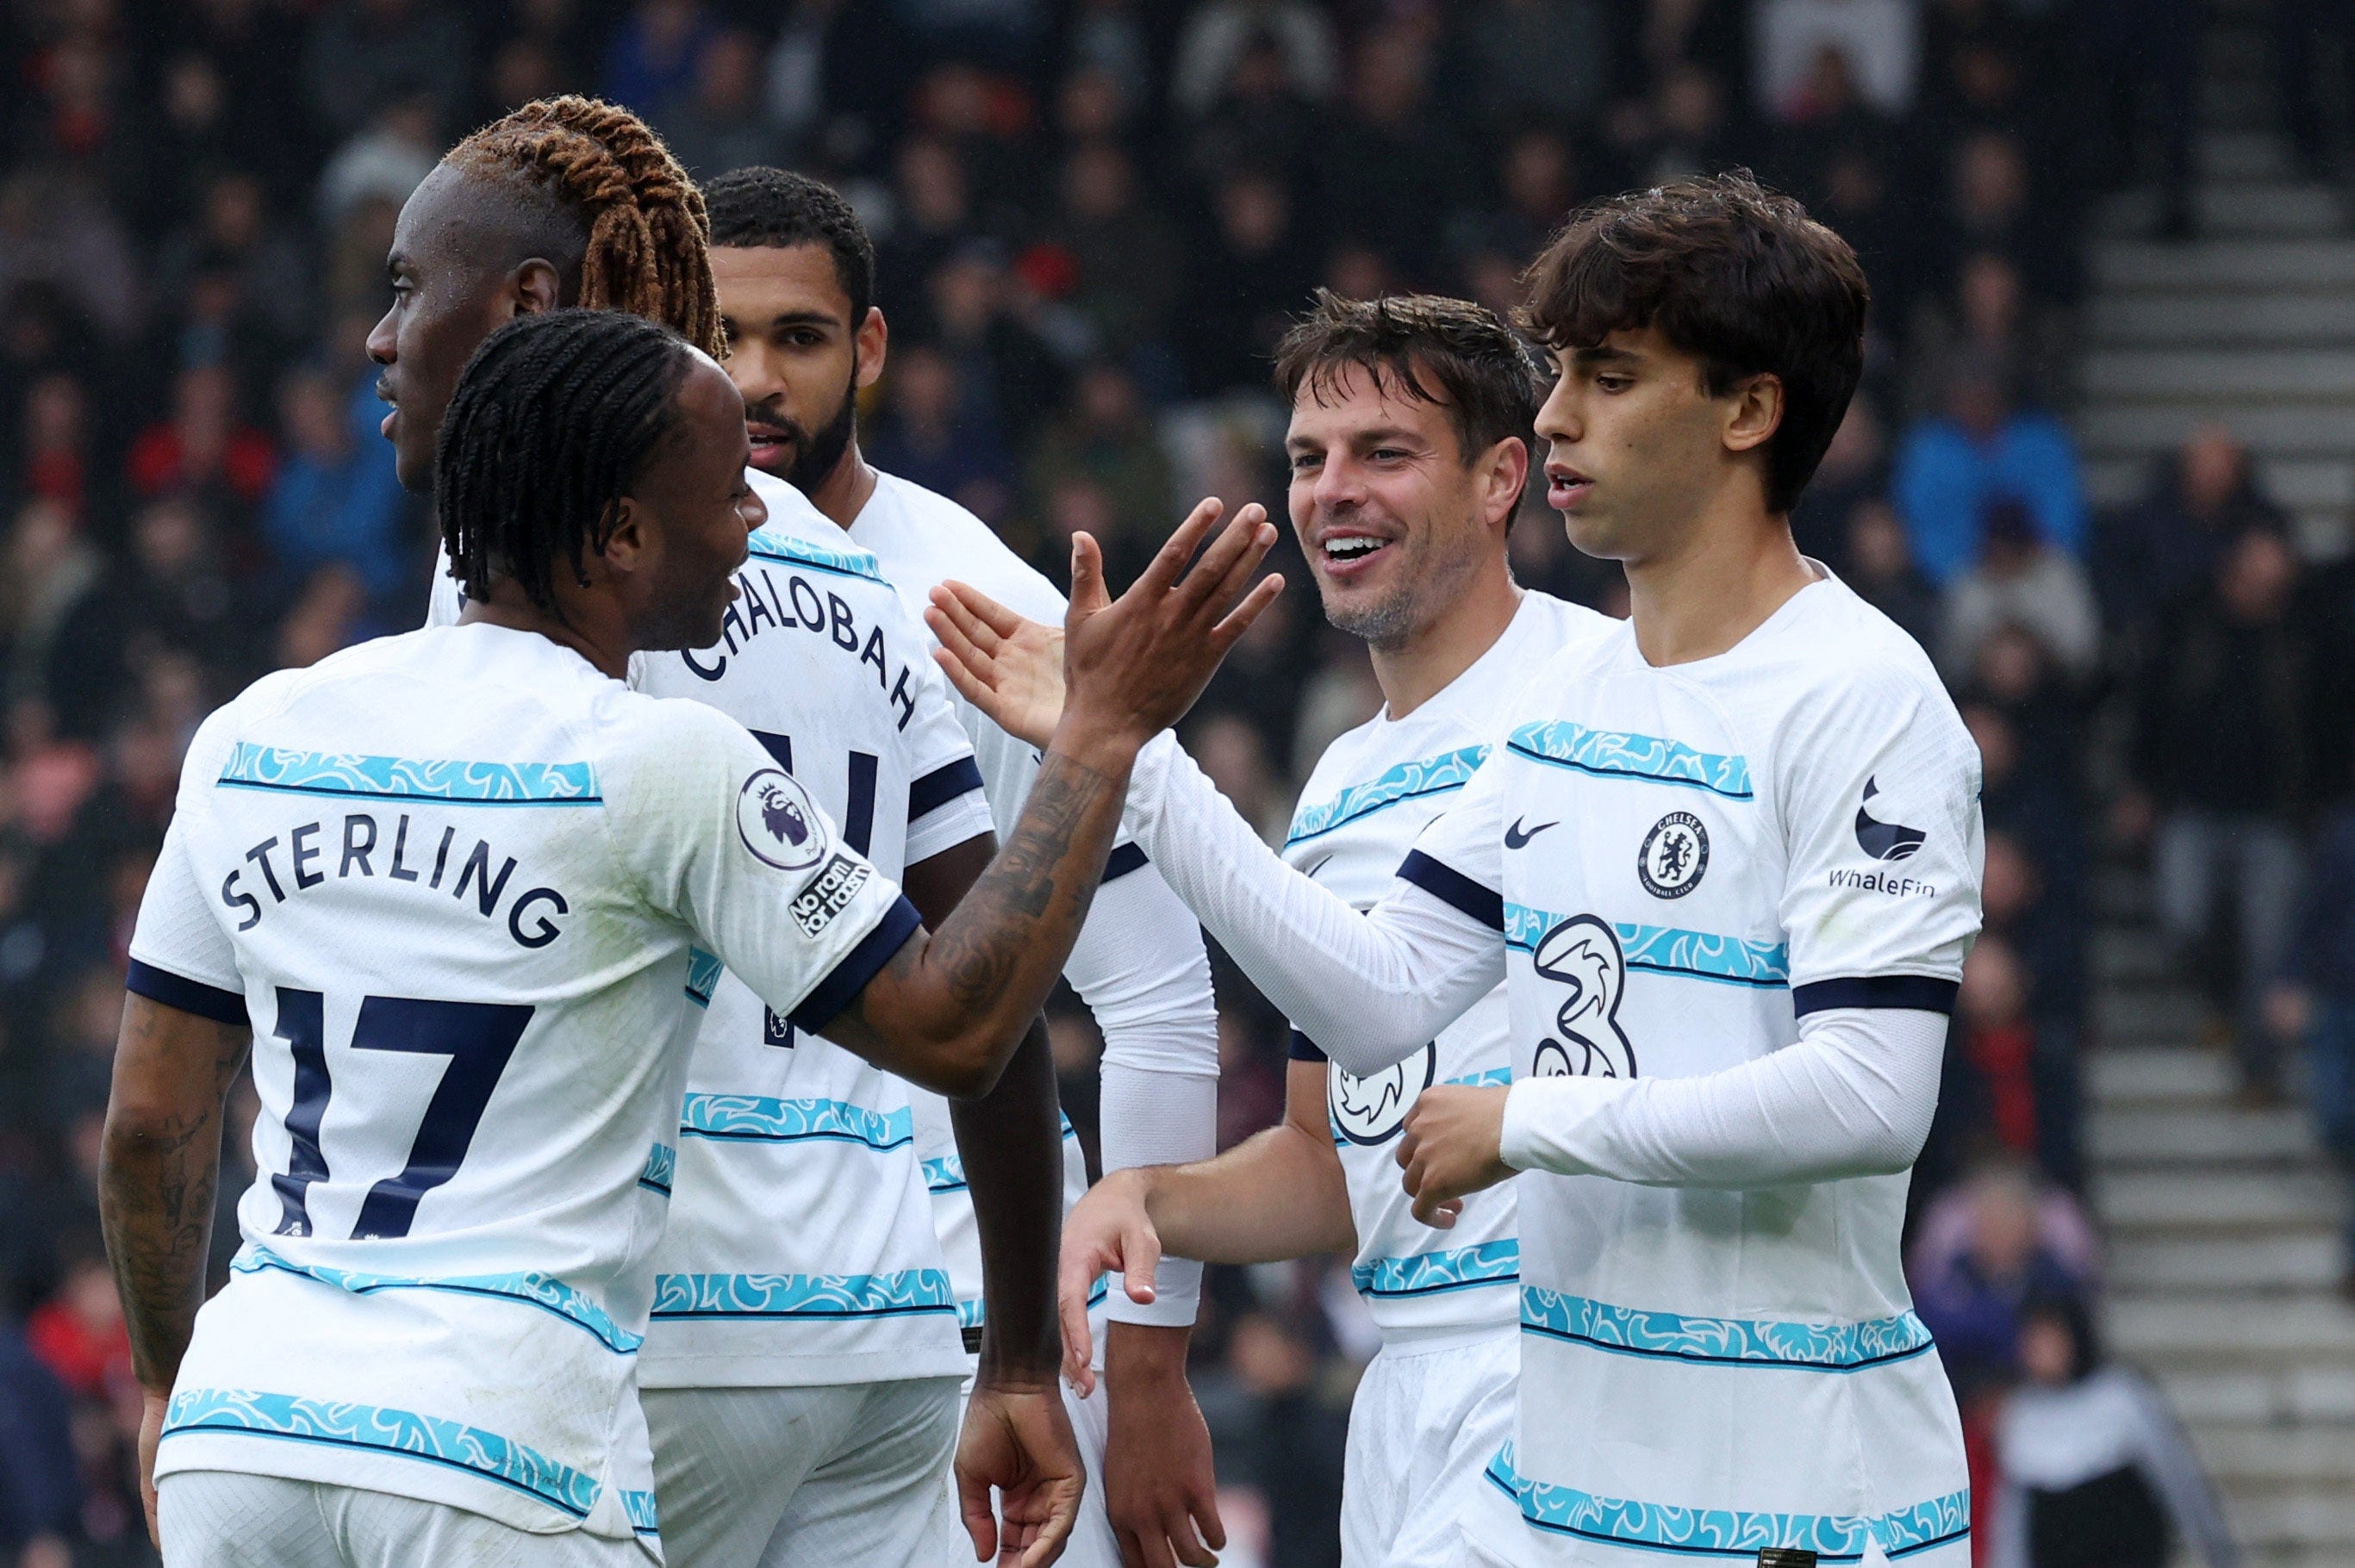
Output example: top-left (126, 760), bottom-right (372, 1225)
top-left (231, 1246), bottom-right (640, 1354)
top-left (1444, 1067), bottom-right (1513, 1088)
top-left (1505, 904), bottom-right (1790, 988)
top-left (684, 948), bottom-right (721, 1009)
top-left (1505, 722), bottom-right (1751, 800)
top-left (650, 1270), bottom-right (956, 1321)
top-left (745, 530), bottom-right (889, 583)
top-left (1519, 1288), bottom-right (1934, 1372)
top-left (1285, 745), bottom-right (1490, 846)
top-left (960, 1273), bottom-right (1108, 1332)
top-left (680, 1094), bottom-right (913, 1151)
top-left (164, 1390), bottom-right (601, 1519)
top-left (1484, 1444), bottom-right (1967, 1561)
top-left (1353, 1240), bottom-right (1520, 1299)
top-left (217, 744), bottom-right (599, 806)
top-left (622, 1491), bottom-right (660, 1537)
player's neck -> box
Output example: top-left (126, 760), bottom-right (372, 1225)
top-left (457, 591), bottom-right (632, 681)
top-left (1369, 556), bottom-right (1522, 720)
top-left (804, 439), bottom-right (879, 532)
top-left (1623, 498), bottom-right (1816, 668)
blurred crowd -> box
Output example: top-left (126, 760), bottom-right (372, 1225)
top-left (0, 0), bottom-right (2329, 1562)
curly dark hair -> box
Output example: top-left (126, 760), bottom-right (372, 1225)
top-left (1522, 171), bottom-right (1869, 514)
top-left (1273, 289), bottom-right (1548, 466)
top-left (436, 309), bottom-right (697, 617)
top-left (444, 95), bottom-right (721, 359)
top-left (703, 165), bottom-right (875, 326)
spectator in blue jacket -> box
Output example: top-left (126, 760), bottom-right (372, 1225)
top-left (260, 364), bottom-right (414, 609)
top-left (1894, 352), bottom-right (2086, 585)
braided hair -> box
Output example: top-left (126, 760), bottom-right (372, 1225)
top-left (444, 95), bottom-right (722, 358)
top-left (436, 309), bottom-right (696, 616)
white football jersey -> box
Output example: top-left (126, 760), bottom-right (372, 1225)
top-left (1403, 574), bottom-right (1982, 1565)
top-left (128, 624), bottom-right (913, 1553)
top-left (1280, 593), bottom-right (1612, 1342)
top-left (773, 467), bottom-right (1102, 1335)
top-left (632, 508), bottom-right (995, 1389)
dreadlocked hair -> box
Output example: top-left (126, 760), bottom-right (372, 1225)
top-left (445, 95), bottom-right (722, 358)
top-left (437, 309), bottom-right (696, 616)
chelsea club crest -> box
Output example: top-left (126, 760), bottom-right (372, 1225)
top-left (1638, 811), bottom-right (1708, 899)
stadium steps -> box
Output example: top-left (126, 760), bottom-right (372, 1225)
top-left (2080, 5), bottom-right (2355, 560)
top-left (2086, 918), bottom-right (2355, 1565)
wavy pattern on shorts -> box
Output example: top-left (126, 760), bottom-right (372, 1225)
top-left (217, 744), bottom-right (600, 805)
top-left (650, 1270), bottom-right (957, 1320)
top-left (1518, 1287), bottom-right (1934, 1372)
top-left (1285, 745), bottom-right (1491, 846)
top-left (1506, 721), bottom-right (1752, 799)
top-left (231, 1246), bottom-right (640, 1353)
top-left (638, 1143), bottom-right (676, 1198)
top-left (162, 1389), bottom-right (601, 1519)
top-left (621, 1490), bottom-right (660, 1535)
top-left (679, 1094), bottom-right (913, 1151)
top-left (1352, 1239), bottom-right (1521, 1299)
top-left (1504, 903), bottom-right (1789, 987)
top-left (1484, 1444), bottom-right (1969, 1560)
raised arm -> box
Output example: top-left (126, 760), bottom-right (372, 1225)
top-left (100, 992), bottom-right (252, 1546)
top-left (927, 578), bottom-right (1499, 1072)
top-left (829, 501), bottom-right (1285, 1097)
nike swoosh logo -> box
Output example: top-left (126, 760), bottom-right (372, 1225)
top-left (1505, 818), bottom-right (1557, 849)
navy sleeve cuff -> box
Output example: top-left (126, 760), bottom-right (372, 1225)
top-left (789, 894), bottom-right (924, 1034)
top-left (1791, 975), bottom-right (1960, 1018)
top-left (1103, 842), bottom-right (1149, 883)
top-left (126, 960), bottom-right (250, 1027)
top-left (1286, 1028), bottom-right (1327, 1062)
top-left (908, 758), bottom-right (986, 821)
top-left (1398, 850), bottom-right (1504, 932)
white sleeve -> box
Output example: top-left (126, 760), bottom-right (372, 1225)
top-left (1778, 659), bottom-right (1982, 1017)
top-left (1119, 736), bottom-right (1501, 1073)
top-left (1071, 841), bottom-right (1221, 1326)
top-left (424, 544), bottom-right (464, 629)
top-left (1499, 1007), bottom-right (1947, 1186)
top-left (126, 719), bottom-right (250, 1024)
top-left (605, 700), bottom-right (919, 1032)
top-left (900, 654), bottom-right (994, 864)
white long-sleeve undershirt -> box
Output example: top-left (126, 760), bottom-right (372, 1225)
top-left (1121, 740), bottom-right (1498, 1074)
top-left (1069, 850), bottom-right (1221, 1325)
top-left (1122, 737), bottom-right (1952, 1194)
top-left (1499, 1007), bottom-right (1947, 1187)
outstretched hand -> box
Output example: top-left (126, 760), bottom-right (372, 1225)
top-left (928, 582), bottom-right (1068, 750)
top-left (931, 501), bottom-right (1281, 754)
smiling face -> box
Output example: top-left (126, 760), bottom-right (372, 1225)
top-left (1284, 361), bottom-right (1508, 650)
top-left (619, 358), bottom-right (764, 652)
top-left (712, 241), bottom-right (882, 494)
top-left (1533, 326), bottom-right (1779, 565)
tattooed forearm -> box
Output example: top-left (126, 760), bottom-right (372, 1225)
top-left (934, 755), bottom-right (1116, 998)
top-left (100, 999), bottom-right (248, 1394)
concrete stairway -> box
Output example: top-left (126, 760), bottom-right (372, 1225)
top-left (2089, 910), bottom-right (2355, 1566)
top-left (2078, 3), bottom-right (2355, 557)
top-left (2071, 8), bottom-right (2355, 1559)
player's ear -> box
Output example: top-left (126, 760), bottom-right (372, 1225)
top-left (1723, 372), bottom-right (1783, 456)
top-left (855, 307), bottom-right (887, 390)
top-left (597, 495), bottom-right (649, 576)
top-left (511, 258), bottom-right (564, 318)
top-left (1478, 436), bottom-right (1528, 530)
